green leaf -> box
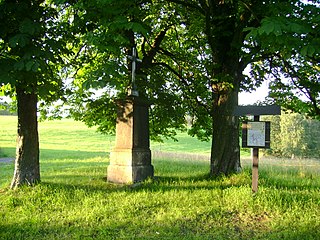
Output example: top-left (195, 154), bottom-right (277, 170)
top-left (25, 60), bottom-right (35, 71)
top-left (259, 18), bottom-right (275, 35)
top-left (245, 28), bottom-right (258, 39)
top-left (14, 61), bottom-right (25, 71)
top-left (301, 45), bottom-right (316, 57)
top-left (126, 22), bottom-right (148, 36)
top-left (19, 19), bottom-right (40, 35)
top-left (0, 83), bottom-right (13, 97)
top-left (290, 23), bottom-right (305, 34)
top-left (273, 24), bottom-right (283, 37)
top-left (9, 34), bottom-right (30, 48)
top-left (82, 81), bottom-right (91, 90)
top-left (32, 62), bottom-right (40, 72)
top-left (243, 27), bottom-right (255, 32)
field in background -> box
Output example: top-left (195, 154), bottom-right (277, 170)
top-left (0, 115), bottom-right (239, 162)
top-left (1, 116), bottom-right (320, 239)
top-left (1, 115), bottom-right (318, 166)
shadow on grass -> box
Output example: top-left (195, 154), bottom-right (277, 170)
top-left (0, 147), bottom-right (109, 161)
top-left (0, 157), bottom-right (288, 193)
top-left (37, 170), bottom-right (250, 196)
top-left (2, 147), bottom-right (320, 193)
top-left (28, 158), bottom-right (225, 194)
top-left (1, 220), bottom-right (319, 240)
top-left (0, 147), bottom-right (15, 159)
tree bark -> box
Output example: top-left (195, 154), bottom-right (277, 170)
top-left (204, 1), bottom-right (245, 176)
top-left (210, 88), bottom-right (241, 176)
top-left (209, 43), bottom-right (242, 175)
top-left (10, 87), bottom-right (40, 189)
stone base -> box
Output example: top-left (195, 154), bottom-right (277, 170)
top-left (107, 148), bottom-right (154, 184)
top-left (107, 96), bottom-right (153, 184)
top-left (109, 148), bottom-right (151, 166)
top-left (107, 164), bottom-right (154, 184)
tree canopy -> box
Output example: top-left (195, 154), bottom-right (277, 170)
top-left (1, 0), bottom-right (319, 186)
top-left (47, 0), bottom-right (320, 175)
top-left (0, 1), bottom-right (74, 99)
top-left (247, 0), bottom-right (320, 119)
top-left (0, 0), bottom-right (76, 188)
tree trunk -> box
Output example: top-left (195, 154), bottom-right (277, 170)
top-left (205, 1), bottom-right (244, 176)
top-left (210, 87), bottom-right (241, 176)
top-left (10, 87), bottom-right (40, 188)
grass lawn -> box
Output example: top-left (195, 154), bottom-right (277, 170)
top-left (1, 116), bottom-right (320, 239)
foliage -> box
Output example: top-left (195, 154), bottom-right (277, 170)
top-left (0, 0), bottom-right (83, 188)
top-left (0, 1), bottom-right (74, 99)
top-left (44, 0), bottom-right (320, 176)
top-left (246, 1), bottom-right (320, 119)
top-left (263, 112), bottom-right (320, 158)
top-left (1, 1), bottom-right (319, 179)
top-left (0, 101), bottom-right (16, 115)
top-left (60, 1), bottom-right (257, 135)
top-left (59, 0), bottom-right (191, 141)
top-left (63, 1), bottom-right (320, 134)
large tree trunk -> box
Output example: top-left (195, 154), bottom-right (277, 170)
top-left (207, 19), bottom-right (242, 175)
top-left (208, 43), bottom-right (242, 176)
top-left (210, 87), bottom-right (241, 176)
top-left (205, 1), bottom-right (244, 176)
top-left (11, 87), bottom-right (40, 189)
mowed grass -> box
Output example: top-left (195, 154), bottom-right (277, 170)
top-left (1, 116), bottom-right (320, 239)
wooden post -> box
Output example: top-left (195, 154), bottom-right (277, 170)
top-left (252, 147), bottom-right (259, 193)
top-left (252, 115), bottom-right (260, 193)
top-left (234, 105), bottom-right (281, 193)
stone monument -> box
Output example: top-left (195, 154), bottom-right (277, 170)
top-left (107, 47), bottom-right (154, 183)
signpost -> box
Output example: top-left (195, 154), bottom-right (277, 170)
top-left (234, 105), bottom-right (281, 193)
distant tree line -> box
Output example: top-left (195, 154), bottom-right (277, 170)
top-left (262, 112), bottom-right (320, 158)
top-left (0, 110), bottom-right (16, 116)
top-left (0, 101), bottom-right (16, 115)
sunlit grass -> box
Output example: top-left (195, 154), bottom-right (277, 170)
top-left (1, 116), bottom-right (320, 239)
top-left (1, 165), bottom-right (319, 239)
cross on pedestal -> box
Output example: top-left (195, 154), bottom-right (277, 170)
top-left (128, 47), bottom-right (142, 97)
top-left (107, 47), bottom-right (153, 184)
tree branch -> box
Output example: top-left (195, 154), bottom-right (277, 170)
top-left (153, 61), bottom-right (211, 115)
top-left (281, 58), bottom-right (320, 115)
top-left (141, 24), bottom-right (174, 69)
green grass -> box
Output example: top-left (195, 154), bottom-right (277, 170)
top-left (1, 116), bottom-right (320, 239)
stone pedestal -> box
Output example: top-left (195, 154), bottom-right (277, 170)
top-left (107, 96), bottom-right (154, 183)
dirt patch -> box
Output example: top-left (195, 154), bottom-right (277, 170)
top-left (152, 151), bottom-right (209, 161)
top-left (0, 157), bottom-right (14, 163)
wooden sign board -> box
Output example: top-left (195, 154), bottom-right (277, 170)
top-left (234, 105), bottom-right (280, 193)
top-left (242, 121), bottom-right (271, 148)
top-left (234, 105), bottom-right (281, 116)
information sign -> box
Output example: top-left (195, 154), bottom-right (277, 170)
top-left (242, 121), bottom-right (270, 148)
top-left (247, 122), bottom-right (265, 147)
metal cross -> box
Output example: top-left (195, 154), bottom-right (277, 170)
top-left (128, 47), bottom-right (142, 96)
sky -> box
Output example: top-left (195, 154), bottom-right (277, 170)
top-left (238, 81), bottom-right (270, 105)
